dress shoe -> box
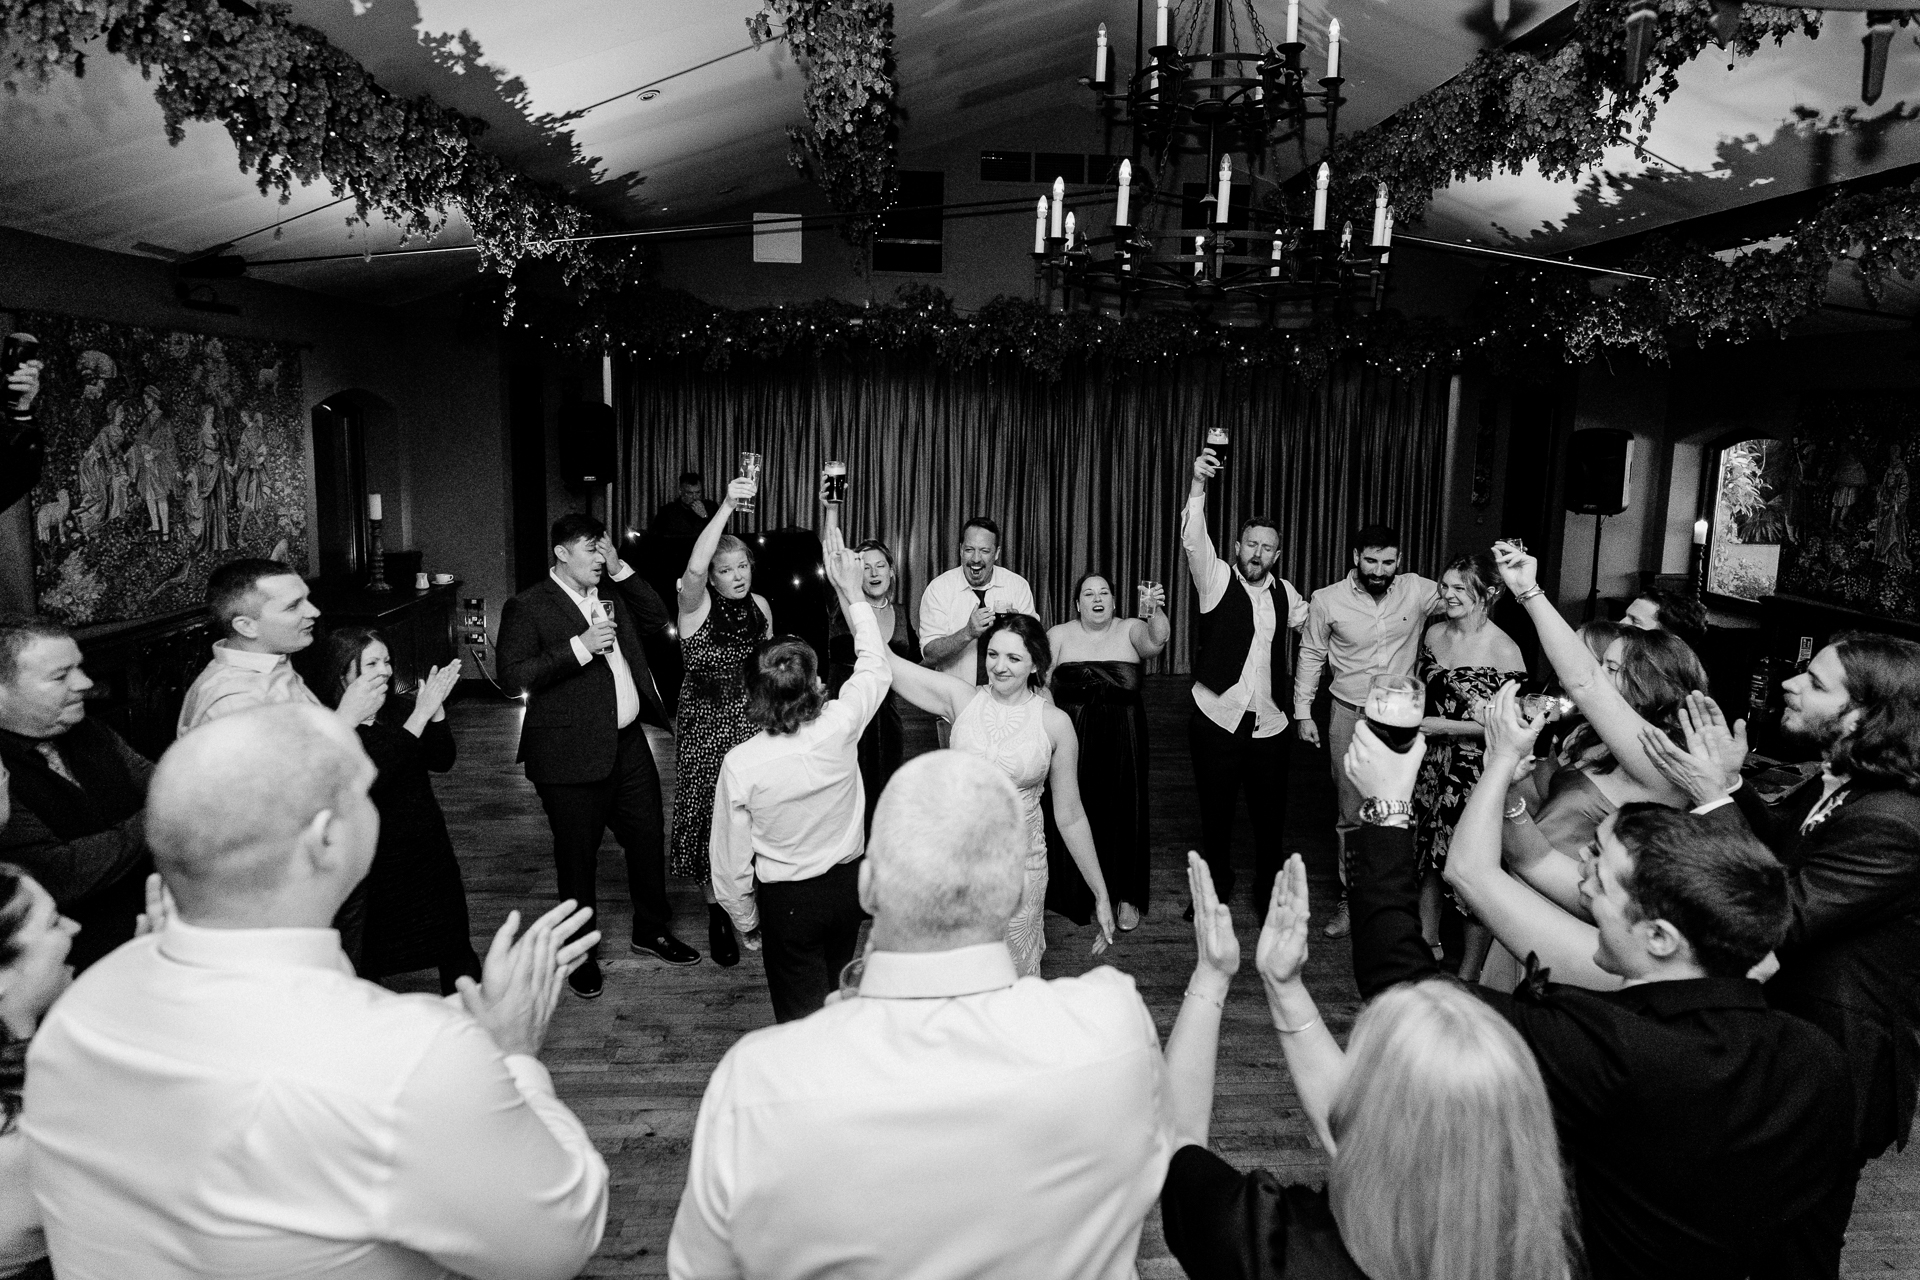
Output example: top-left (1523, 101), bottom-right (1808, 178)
top-left (567, 956), bottom-right (604, 999)
top-left (630, 933), bottom-right (701, 966)
top-left (708, 905), bottom-right (740, 968)
top-left (1323, 895), bottom-right (1351, 939)
top-left (1117, 903), bottom-right (1141, 932)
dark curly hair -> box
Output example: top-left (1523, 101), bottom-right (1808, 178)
top-left (1828, 631), bottom-right (1920, 792)
top-left (1633, 587), bottom-right (1709, 655)
top-left (744, 635), bottom-right (827, 735)
top-left (981, 613), bottom-right (1052, 689)
top-left (1611, 804), bottom-right (1789, 978)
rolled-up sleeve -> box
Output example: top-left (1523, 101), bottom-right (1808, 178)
top-left (1292, 597), bottom-right (1330, 720)
top-left (1180, 498), bottom-right (1229, 612)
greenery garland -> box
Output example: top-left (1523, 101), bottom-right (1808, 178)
top-left (747, 0), bottom-right (898, 248)
top-left (0, 0), bottom-right (615, 305)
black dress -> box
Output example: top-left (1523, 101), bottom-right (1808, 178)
top-left (1044, 661), bottom-right (1150, 922)
top-left (355, 697), bottom-right (482, 992)
top-left (827, 600), bottom-right (921, 829)
top-left (1161, 1145), bottom-right (1369, 1280)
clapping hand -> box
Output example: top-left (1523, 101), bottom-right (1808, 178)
top-left (821, 525), bottom-right (863, 603)
top-left (414, 662), bottom-right (461, 722)
top-left (457, 900), bottom-right (599, 1059)
top-left (1186, 852), bottom-right (1239, 979)
top-left (1642, 690), bottom-right (1748, 806)
top-left (1491, 540), bottom-right (1539, 598)
top-left (1255, 854), bottom-right (1311, 988)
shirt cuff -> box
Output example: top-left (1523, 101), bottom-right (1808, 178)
top-left (570, 634), bottom-right (594, 666)
top-left (1692, 797), bottom-right (1735, 814)
top-left (608, 564), bottom-right (635, 582)
top-left (502, 1053), bottom-right (558, 1098)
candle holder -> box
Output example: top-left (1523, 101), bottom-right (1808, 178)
top-left (367, 516), bottom-right (391, 592)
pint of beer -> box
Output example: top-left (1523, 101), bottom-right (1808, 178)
top-left (1205, 425), bottom-right (1230, 472)
top-left (1365, 674), bottom-right (1425, 754)
top-left (823, 460), bottom-right (848, 505)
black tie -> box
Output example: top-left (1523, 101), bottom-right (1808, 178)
top-left (973, 588), bottom-right (991, 686)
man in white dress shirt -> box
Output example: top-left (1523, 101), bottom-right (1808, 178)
top-left (670, 750), bottom-right (1171, 1280)
top-left (918, 516), bottom-right (1037, 686)
top-left (711, 528), bottom-right (892, 1023)
top-left (25, 704), bottom-right (610, 1280)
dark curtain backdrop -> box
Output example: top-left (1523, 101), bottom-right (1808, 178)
top-left (616, 353), bottom-right (1452, 674)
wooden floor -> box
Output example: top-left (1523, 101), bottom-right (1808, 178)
top-left (420, 679), bottom-right (1920, 1279)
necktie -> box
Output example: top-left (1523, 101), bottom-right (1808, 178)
top-left (973, 588), bottom-right (991, 686)
top-left (37, 741), bottom-right (79, 788)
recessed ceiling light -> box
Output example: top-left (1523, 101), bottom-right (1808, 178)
top-left (639, 89), bottom-right (661, 101)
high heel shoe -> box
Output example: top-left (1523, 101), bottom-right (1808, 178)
top-left (708, 904), bottom-right (740, 968)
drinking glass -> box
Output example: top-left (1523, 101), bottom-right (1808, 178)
top-left (1364, 673), bottom-right (1425, 754)
top-left (736, 451), bottom-right (762, 514)
top-left (1137, 580), bottom-right (1162, 615)
top-left (823, 460), bottom-right (847, 505)
top-left (836, 953), bottom-right (866, 1000)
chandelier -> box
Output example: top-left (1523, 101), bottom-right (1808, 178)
top-left (1029, 0), bottom-right (1391, 316)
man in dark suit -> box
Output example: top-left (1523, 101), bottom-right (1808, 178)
top-left (1646, 633), bottom-right (1920, 1267)
top-left (1347, 714), bottom-right (1853, 1280)
top-left (498, 514), bottom-right (698, 999)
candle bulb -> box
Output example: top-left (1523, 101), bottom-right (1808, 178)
top-left (1312, 162), bottom-right (1330, 231)
top-left (1381, 209), bottom-right (1393, 259)
top-left (1326, 16), bottom-right (1341, 78)
top-left (1286, 0), bottom-right (1299, 43)
top-left (1693, 517), bottom-right (1710, 545)
top-left (1095, 23), bottom-right (1108, 84)
top-left (1270, 235), bottom-right (1284, 277)
top-left (1034, 195), bottom-right (1048, 253)
top-left (1214, 154), bottom-right (1233, 225)
top-left (1064, 211), bottom-right (1076, 249)
top-left (1051, 176), bottom-right (1065, 238)
top-left (367, 493), bottom-right (382, 521)
top-left (1371, 183), bottom-right (1388, 246)
top-left (1116, 159), bottom-right (1132, 226)
top-left (1194, 234), bottom-right (1205, 277)
top-left (1340, 221), bottom-right (1352, 253)
top-left (1156, 0), bottom-right (1169, 47)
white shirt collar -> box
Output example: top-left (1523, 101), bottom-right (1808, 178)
top-left (549, 567), bottom-right (599, 603)
top-left (209, 641), bottom-right (291, 673)
top-left (157, 917), bottom-right (354, 975)
top-left (858, 942), bottom-right (1019, 999)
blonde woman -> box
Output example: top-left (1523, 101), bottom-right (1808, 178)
top-left (1160, 853), bottom-right (1575, 1280)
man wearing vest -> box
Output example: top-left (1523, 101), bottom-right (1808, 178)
top-left (1180, 448), bottom-right (1307, 915)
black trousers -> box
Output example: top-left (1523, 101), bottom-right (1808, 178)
top-left (533, 722), bottom-right (671, 953)
top-left (1187, 709), bottom-right (1292, 910)
top-left (756, 858), bottom-right (867, 1023)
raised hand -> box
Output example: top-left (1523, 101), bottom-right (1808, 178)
top-left (5, 360), bottom-right (42, 411)
top-left (1192, 451), bottom-right (1221, 483)
top-left (1255, 854), bottom-right (1310, 988)
top-left (1137, 583), bottom-right (1167, 616)
top-left (1186, 852), bottom-right (1240, 978)
top-left (335, 666), bottom-right (388, 726)
top-left (1342, 720), bottom-right (1426, 804)
top-left (456, 900), bottom-right (599, 1059)
top-left (134, 872), bottom-right (174, 937)
top-left (1491, 540), bottom-right (1539, 597)
top-left (724, 475), bottom-right (756, 508)
top-left (1482, 681), bottom-right (1546, 764)
top-left (413, 662), bottom-right (461, 721)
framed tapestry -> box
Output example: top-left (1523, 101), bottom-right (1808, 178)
top-left (1775, 393), bottom-right (1917, 622)
top-left (23, 314), bottom-right (308, 626)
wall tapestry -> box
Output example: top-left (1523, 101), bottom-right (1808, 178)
top-left (25, 313), bottom-right (307, 627)
top-left (1774, 393), bottom-right (1917, 622)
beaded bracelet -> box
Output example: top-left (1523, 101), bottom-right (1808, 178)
top-left (1504, 797), bottom-right (1529, 822)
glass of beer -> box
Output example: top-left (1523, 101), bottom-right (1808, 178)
top-left (1137, 580), bottom-right (1161, 614)
top-left (1205, 425), bottom-right (1230, 472)
top-left (736, 451), bottom-right (762, 514)
top-left (823, 459), bottom-right (847, 505)
top-left (1365, 673), bottom-right (1425, 753)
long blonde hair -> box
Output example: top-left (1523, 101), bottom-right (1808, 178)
top-left (1328, 980), bottom-right (1577, 1280)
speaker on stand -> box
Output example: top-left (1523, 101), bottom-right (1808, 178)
top-left (558, 401), bottom-right (616, 524)
top-left (1563, 429), bottom-right (1634, 623)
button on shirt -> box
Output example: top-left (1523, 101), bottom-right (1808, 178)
top-left (710, 602), bottom-right (892, 934)
top-left (176, 642), bottom-right (324, 737)
top-left (1180, 497), bottom-right (1307, 738)
top-left (917, 565), bottom-right (1037, 681)
top-left (551, 566), bottom-right (642, 729)
top-left (668, 944), bottom-right (1170, 1280)
top-left (25, 921), bottom-right (609, 1280)
top-left (1292, 570), bottom-right (1440, 718)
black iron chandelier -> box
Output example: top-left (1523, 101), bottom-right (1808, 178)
top-left (1030, 0), bottom-right (1392, 315)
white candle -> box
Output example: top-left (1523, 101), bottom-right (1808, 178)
top-left (1064, 211), bottom-right (1076, 248)
top-left (1270, 235), bottom-right (1284, 277)
top-left (1035, 196), bottom-right (1047, 252)
top-left (1096, 23), bottom-right (1108, 83)
top-left (1156, 0), bottom-right (1169, 47)
top-left (367, 493), bottom-right (382, 521)
top-left (1194, 233), bottom-right (1205, 277)
top-left (1116, 158), bottom-right (1132, 226)
top-left (1371, 184), bottom-right (1387, 245)
top-left (1051, 177), bottom-right (1065, 237)
top-left (1693, 518), bottom-right (1710, 545)
top-left (1326, 17), bottom-right (1341, 77)
top-left (1312, 162), bottom-right (1330, 230)
top-left (1214, 154), bottom-right (1233, 225)
top-left (1382, 209), bottom-right (1393, 245)
top-left (1286, 0), bottom-right (1299, 43)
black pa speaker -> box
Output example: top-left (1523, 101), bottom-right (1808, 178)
top-left (558, 401), bottom-right (616, 490)
top-left (1563, 428), bottom-right (1634, 516)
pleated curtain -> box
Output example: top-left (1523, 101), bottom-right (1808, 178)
top-left (616, 352), bottom-right (1451, 674)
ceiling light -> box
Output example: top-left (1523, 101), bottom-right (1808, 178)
top-left (638, 89), bottom-right (661, 101)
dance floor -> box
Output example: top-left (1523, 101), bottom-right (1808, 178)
top-left (424, 679), bottom-right (1920, 1278)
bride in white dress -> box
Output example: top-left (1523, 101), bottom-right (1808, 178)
top-left (886, 614), bottom-right (1116, 975)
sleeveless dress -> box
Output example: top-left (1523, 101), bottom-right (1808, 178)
top-left (669, 591), bottom-right (765, 880)
top-left (1412, 647), bottom-right (1527, 910)
top-left (1045, 661), bottom-right (1149, 923)
top-left (950, 690), bottom-right (1054, 977)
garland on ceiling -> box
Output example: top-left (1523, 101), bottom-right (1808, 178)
top-left (747, 0), bottom-right (898, 248)
top-left (0, 0), bottom-right (618, 306)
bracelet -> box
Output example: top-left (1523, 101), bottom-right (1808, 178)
top-left (1184, 984), bottom-right (1225, 1012)
top-left (1514, 585), bottom-right (1544, 603)
top-left (1504, 797), bottom-right (1529, 822)
top-left (1272, 1014), bottom-right (1321, 1035)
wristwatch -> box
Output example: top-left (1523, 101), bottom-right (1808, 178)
top-left (1358, 797), bottom-right (1414, 826)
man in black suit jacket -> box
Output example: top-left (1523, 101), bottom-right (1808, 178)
top-left (1646, 634), bottom-right (1920, 1260)
top-left (1347, 717), bottom-right (1853, 1280)
top-left (497, 514), bottom-right (698, 999)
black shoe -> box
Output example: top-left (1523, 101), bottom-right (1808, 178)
top-left (631, 933), bottom-right (701, 966)
top-left (708, 905), bottom-right (740, 968)
top-left (568, 956), bottom-right (604, 999)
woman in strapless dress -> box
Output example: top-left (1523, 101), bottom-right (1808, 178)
top-left (886, 614), bottom-right (1116, 975)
